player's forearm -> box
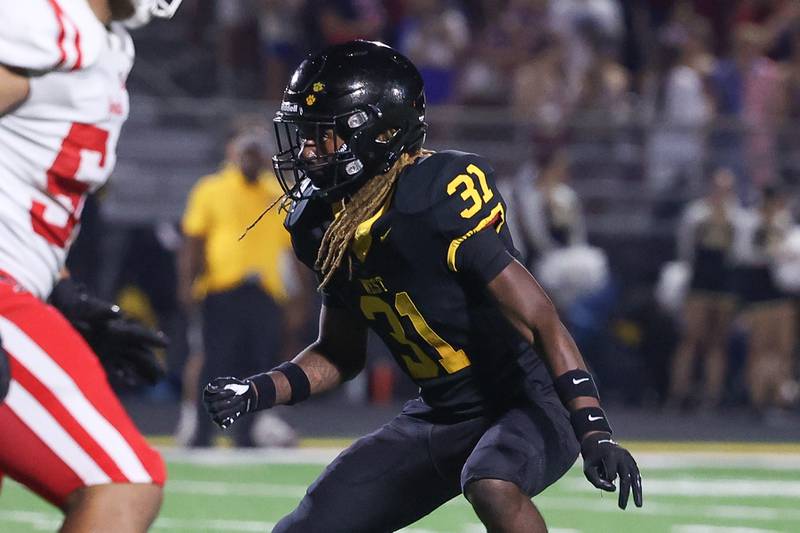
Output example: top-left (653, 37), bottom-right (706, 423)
top-left (269, 344), bottom-right (347, 404)
top-left (0, 65), bottom-right (29, 116)
top-left (488, 261), bottom-right (589, 374)
top-left (531, 309), bottom-right (600, 410)
top-left (488, 260), bottom-right (601, 415)
top-left (527, 305), bottom-right (613, 440)
top-left (204, 306), bottom-right (367, 424)
top-left (532, 308), bottom-right (585, 375)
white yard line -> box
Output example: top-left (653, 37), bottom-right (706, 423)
top-left (154, 517), bottom-right (275, 531)
top-left (671, 526), bottom-right (785, 533)
top-left (0, 509), bottom-right (576, 533)
top-left (534, 496), bottom-right (800, 522)
top-left (0, 510), bottom-right (276, 532)
top-left (566, 478), bottom-right (800, 498)
top-left (4, 492), bottom-right (798, 532)
top-left (462, 527), bottom-right (580, 533)
top-left (636, 452), bottom-right (800, 471)
top-left (160, 446), bottom-right (341, 465)
top-left (0, 510), bottom-right (60, 531)
top-left (167, 479), bottom-right (307, 498)
top-left (163, 476), bottom-right (800, 521)
top-left (159, 447), bottom-right (800, 471)
top-left (164, 477), bottom-right (800, 522)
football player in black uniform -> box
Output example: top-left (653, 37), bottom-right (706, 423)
top-left (203, 40), bottom-right (642, 533)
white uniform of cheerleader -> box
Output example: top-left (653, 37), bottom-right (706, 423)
top-left (0, 0), bottom-right (164, 506)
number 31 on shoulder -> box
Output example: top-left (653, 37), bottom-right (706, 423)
top-left (446, 164), bottom-right (493, 219)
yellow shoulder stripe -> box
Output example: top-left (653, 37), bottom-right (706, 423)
top-left (446, 202), bottom-right (505, 272)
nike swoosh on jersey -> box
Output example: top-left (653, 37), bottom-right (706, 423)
top-left (379, 227), bottom-right (392, 242)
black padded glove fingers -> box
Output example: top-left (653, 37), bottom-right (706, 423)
top-left (581, 432), bottom-right (643, 510)
top-left (49, 279), bottom-right (119, 327)
top-left (50, 279), bottom-right (167, 386)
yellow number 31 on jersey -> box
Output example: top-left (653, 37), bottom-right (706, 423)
top-left (360, 293), bottom-right (471, 379)
top-left (446, 164), bottom-right (494, 219)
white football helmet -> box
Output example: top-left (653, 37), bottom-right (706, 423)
top-left (125, 0), bottom-right (183, 28)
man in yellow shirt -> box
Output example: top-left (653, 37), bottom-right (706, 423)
top-left (179, 131), bottom-right (302, 447)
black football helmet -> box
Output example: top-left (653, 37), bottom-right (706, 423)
top-left (273, 40), bottom-right (427, 202)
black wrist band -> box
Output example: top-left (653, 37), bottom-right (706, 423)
top-left (554, 369), bottom-right (600, 405)
top-left (274, 361), bottom-right (311, 405)
top-left (249, 373), bottom-right (277, 411)
top-left (570, 406), bottom-right (612, 439)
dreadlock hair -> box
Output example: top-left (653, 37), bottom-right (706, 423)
top-left (315, 149), bottom-right (433, 289)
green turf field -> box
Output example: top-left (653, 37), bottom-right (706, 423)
top-left (2, 443), bottom-right (800, 532)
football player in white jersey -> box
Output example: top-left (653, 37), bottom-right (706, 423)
top-left (0, 1), bottom-right (181, 531)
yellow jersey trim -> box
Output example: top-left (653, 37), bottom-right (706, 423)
top-left (395, 291), bottom-right (471, 374)
top-left (446, 202), bottom-right (505, 272)
top-left (351, 188), bottom-right (395, 263)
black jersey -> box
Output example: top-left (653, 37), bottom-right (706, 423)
top-left (285, 151), bottom-right (554, 419)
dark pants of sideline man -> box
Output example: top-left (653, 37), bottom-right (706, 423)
top-left (192, 281), bottom-right (281, 447)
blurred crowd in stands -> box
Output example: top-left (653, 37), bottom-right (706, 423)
top-left (135, 0), bottom-right (800, 198)
top-left (68, 0), bottom-right (800, 445)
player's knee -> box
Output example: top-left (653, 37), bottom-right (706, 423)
top-left (130, 483), bottom-right (163, 517)
top-left (64, 483), bottom-right (163, 532)
top-left (464, 478), bottom-right (525, 517)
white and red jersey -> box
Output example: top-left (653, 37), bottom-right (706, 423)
top-left (0, 0), bottom-right (134, 299)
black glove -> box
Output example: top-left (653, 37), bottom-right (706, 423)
top-left (49, 279), bottom-right (167, 386)
top-left (202, 377), bottom-right (257, 429)
top-left (0, 335), bottom-right (10, 403)
top-left (581, 432), bottom-right (643, 510)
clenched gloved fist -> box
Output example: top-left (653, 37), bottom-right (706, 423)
top-left (202, 377), bottom-right (258, 429)
top-left (581, 432), bottom-right (643, 510)
top-left (49, 278), bottom-right (167, 386)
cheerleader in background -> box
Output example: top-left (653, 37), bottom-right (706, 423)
top-left (734, 184), bottom-right (797, 414)
top-left (512, 148), bottom-right (587, 265)
top-left (506, 147), bottom-right (608, 314)
top-left (667, 168), bottom-right (741, 410)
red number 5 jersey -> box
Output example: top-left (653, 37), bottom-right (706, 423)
top-left (0, 0), bottom-right (134, 298)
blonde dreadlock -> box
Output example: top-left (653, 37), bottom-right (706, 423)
top-left (315, 149), bottom-right (433, 289)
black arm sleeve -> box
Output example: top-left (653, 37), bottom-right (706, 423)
top-left (455, 225), bottom-right (514, 283)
